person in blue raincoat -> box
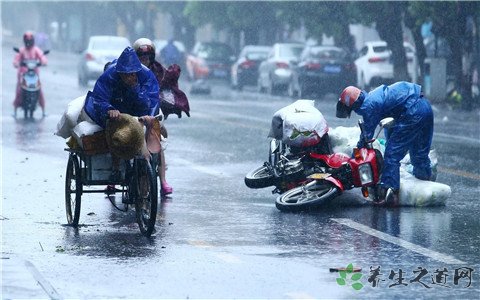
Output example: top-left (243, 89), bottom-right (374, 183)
top-left (336, 81), bottom-right (434, 206)
top-left (84, 46), bottom-right (160, 128)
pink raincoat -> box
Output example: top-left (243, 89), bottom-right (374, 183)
top-left (13, 46), bottom-right (48, 109)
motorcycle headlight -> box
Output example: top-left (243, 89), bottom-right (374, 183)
top-left (358, 163), bottom-right (373, 185)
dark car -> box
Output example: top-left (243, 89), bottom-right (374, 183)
top-left (186, 42), bottom-right (236, 80)
top-left (231, 45), bottom-right (271, 90)
top-left (289, 45), bottom-right (356, 97)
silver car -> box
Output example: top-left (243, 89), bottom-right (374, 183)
top-left (77, 35), bottom-right (131, 87)
top-left (257, 43), bottom-right (304, 94)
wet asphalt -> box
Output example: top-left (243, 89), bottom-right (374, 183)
top-left (1, 44), bottom-right (480, 299)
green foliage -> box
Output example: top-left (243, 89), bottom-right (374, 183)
top-left (336, 263), bottom-right (364, 291)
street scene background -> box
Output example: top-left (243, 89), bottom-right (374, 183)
top-left (1, 1), bottom-right (480, 299)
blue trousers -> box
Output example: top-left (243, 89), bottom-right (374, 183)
top-left (381, 97), bottom-right (434, 190)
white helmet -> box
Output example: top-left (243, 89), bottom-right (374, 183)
top-left (133, 38), bottom-right (156, 62)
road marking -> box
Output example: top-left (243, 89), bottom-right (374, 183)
top-left (24, 259), bottom-right (63, 299)
top-left (438, 166), bottom-right (480, 180)
top-left (331, 218), bottom-right (466, 265)
top-left (173, 157), bottom-right (230, 178)
top-left (434, 132), bottom-right (480, 145)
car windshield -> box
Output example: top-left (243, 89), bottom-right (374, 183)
top-left (245, 51), bottom-right (269, 60)
top-left (197, 44), bottom-right (232, 60)
top-left (279, 45), bottom-right (303, 58)
top-left (373, 45), bottom-right (414, 54)
top-left (373, 46), bottom-right (389, 53)
top-left (310, 48), bottom-right (347, 59)
top-left (92, 39), bottom-right (129, 51)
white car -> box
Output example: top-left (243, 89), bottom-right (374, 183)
top-left (355, 41), bottom-right (418, 89)
top-left (257, 43), bottom-right (304, 94)
top-left (77, 35), bottom-right (131, 87)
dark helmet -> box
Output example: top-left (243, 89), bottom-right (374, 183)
top-left (23, 31), bottom-right (35, 49)
top-left (133, 38), bottom-right (156, 64)
top-left (336, 86), bottom-right (362, 118)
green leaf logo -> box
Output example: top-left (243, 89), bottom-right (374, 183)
top-left (335, 264), bottom-right (364, 291)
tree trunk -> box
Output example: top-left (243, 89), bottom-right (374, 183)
top-left (375, 2), bottom-right (409, 82)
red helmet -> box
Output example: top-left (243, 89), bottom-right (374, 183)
top-left (133, 38), bottom-right (156, 63)
top-left (336, 86), bottom-right (361, 118)
top-left (23, 31), bottom-right (35, 48)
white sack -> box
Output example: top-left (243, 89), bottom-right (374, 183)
top-left (55, 95), bottom-right (86, 138)
top-left (72, 121), bottom-right (103, 148)
top-left (397, 169), bottom-right (451, 206)
top-left (268, 99), bottom-right (328, 147)
top-left (329, 126), bottom-right (384, 155)
top-left (330, 125), bottom-right (448, 206)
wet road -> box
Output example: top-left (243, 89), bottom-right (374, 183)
top-left (1, 44), bottom-right (479, 299)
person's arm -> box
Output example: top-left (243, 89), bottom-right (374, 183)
top-left (92, 72), bottom-right (117, 126)
top-left (35, 47), bottom-right (48, 65)
top-left (356, 101), bottom-right (382, 148)
top-left (13, 51), bottom-right (22, 68)
top-left (136, 70), bottom-right (160, 116)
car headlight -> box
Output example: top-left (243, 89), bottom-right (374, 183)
top-left (358, 163), bottom-right (373, 185)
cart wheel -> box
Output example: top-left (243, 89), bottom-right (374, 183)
top-left (65, 154), bottom-right (82, 226)
top-left (133, 159), bottom-right (158, 237)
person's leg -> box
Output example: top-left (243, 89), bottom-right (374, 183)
top-left (409, 99), bottom-right (434, 180)
top-left (13, 79), bottom-right (22, 117)
top-left (38, 86), bottom-right (46, 116)
top-left (159, 148), bottom-right (172, 195)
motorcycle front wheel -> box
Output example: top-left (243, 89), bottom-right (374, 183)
top-left (244, 165), bottom-right (275, 188)
top-left (275, 181), bottom-right (339, 212)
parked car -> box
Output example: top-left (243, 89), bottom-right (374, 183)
top-left (288, 45), bottom-right (356, 97)
top-left (355, 41), bottom-right (418, 89)
top-left (257, 43), bottom-right (304, 94)
top-left (153, 39), bottom-right (187, 71)
top-left (186, 42), bottom-right (236, 80)
top-left (77, 35), bottom-right (131, 86)
top-left (231, 45), bottom-right (271, 90)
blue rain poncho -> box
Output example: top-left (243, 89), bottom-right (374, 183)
top-left (353, 81), bottom-right (434, 190)
top-left (84, 47), bottom-right (160, 128)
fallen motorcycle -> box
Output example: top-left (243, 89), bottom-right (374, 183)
top-left (275, 117), bottom-right (395, 212)
top-left (14, 47), bottom-right (49, 119)
top-left (244, 100), bottom-right (332, 194)
top-left (244, 135), bottom-right (332, 194)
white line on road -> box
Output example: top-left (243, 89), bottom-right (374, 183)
top-left (331, 218), bottom-right (466, 265)
top-left (433, 132), bottom-right (480, 145)
top-left (24, 259), bottom-right (63, 299)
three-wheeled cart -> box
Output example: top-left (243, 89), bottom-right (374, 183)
top-left (64, 149), bottom-right (158, 237)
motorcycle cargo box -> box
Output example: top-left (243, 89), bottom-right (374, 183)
top-left (81, 131), bottom-right (109, 155)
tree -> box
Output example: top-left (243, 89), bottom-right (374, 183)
top-left (354, 1), bottom-right (410, 82)
top-left (409, 1), bottom-right (480, 109)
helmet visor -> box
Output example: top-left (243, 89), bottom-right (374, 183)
top-left (336, 101), bottom-right (352, 118)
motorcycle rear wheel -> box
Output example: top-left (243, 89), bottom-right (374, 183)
top-left (244, 165), bottom-right (275, 188)
top-left (275, 181), bottom-right (339, 212)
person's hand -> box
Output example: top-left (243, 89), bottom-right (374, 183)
top-left (107, 109), bottom-right (120, 120)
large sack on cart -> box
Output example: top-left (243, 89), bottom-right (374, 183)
top-left (268, 99), bottom-right (329, 148)
top-left (105, 113), bottom-right (163, 160)
top-left (105, 113), bottom-right (147, 160)
top-left (55, 94), bottom-right (86, 138)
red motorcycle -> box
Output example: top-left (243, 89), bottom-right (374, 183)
top-left (275, 118), bottom-right (394, 212)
